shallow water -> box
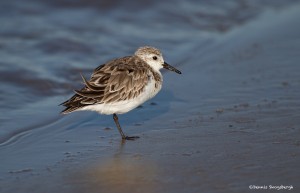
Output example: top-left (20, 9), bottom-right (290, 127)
top-left (1, 1), bottom-right (300, 192)
top-left (0, 0), bottom-right (298, 144)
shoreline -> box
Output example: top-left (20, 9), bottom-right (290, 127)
top-left (1, 3), bottom-right (300, 193)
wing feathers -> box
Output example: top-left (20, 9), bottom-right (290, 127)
top-left (80, 73), bottom-right (104, 91)
top-left (61, 56), bottom-right (161, 114)
top-left (74, 89), bottom-right (104, 98)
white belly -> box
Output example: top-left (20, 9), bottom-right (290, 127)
top-left (79, 78), bottom-right (162, 115)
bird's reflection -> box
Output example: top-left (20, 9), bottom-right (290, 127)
top-left (70, 140), bottom-right (158, 193)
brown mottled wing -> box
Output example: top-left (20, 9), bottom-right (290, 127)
top-left (60, 56), bottom-right (149, 114)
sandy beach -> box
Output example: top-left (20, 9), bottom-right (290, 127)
top-left (1, 1), bottom-right (300, 193)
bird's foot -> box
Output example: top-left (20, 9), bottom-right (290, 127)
top-left (123, 136), bottom-right (140, 140)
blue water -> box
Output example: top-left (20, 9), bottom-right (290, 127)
top-left (1, 0), bottom-right (299, 143)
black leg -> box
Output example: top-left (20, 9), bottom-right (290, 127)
top-left (113, 114), bottom-right (139, 140)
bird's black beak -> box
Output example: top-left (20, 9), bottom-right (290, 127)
top-left (163, 62), bottom-right (181, 74)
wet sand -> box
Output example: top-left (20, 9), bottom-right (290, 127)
top-left (1, 2), bottom-right (300, 193)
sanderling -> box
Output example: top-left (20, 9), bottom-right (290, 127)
top-left (60, 46), bottom-right (181, 140)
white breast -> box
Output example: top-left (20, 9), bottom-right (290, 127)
top-left (80, 75), bottom-right (162, 115)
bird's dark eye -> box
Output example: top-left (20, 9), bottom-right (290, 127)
top-left (152, 56), bottom-right (157, 60)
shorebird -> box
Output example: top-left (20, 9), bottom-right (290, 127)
top-left (60, 46), bottom-right (181, 140)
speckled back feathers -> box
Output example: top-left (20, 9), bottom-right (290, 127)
top-left (61, 50), bottom-right (162, 114)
